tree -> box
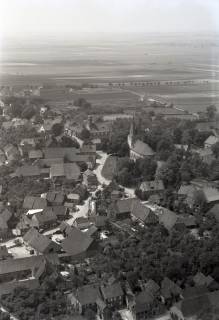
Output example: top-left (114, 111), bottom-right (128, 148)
top-left (206, 105), bottom-right (217, 120)
top-left (52, 123), bottom-right (63, 137)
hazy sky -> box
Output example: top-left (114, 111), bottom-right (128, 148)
top-left (0, 0), bottom-right (219, 40)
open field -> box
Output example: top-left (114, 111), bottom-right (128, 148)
top-left (1, 34), bottom-right (219, 112)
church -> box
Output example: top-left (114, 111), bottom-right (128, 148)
top-left (127, 118), bottom-right (155, 161)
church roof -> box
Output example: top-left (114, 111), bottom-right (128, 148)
top-left (131, 140), bottom-right (154, 157)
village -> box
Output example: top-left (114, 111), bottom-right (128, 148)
top-left (0, 90), bottom-right (218, 320)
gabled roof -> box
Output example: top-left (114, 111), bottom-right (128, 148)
top-left (50, 163), bottom-right (80, 180)
top-left (46, 191), bottom-right (65, 204)
top-left (193, 272), bottom-right (214, 287)
top-left (131, 140), bottom-right (154, 157)
top-left (115, 198), bottom-right (138, 214)
top-left (100, 282), bottom-right (123, 300)
top-left (178, 184), bottom-right (197, 197)
top-left (23, 228), bottom-right (58, 253)
top-left (131, 200), bottom-right (157, 223)
top-left (140, 180), bottom-right (164, 192)
top-left (23, 196), bottom-right (47, 209)
top-left (80, 144), bottom-right (96, 153)
top-left (15, 165), bottom-right (41, 177)
top-left (33, 208), bottom-right (57, 225)
top-left (158, 209), bottom-right (178, 231)
top-left (72, 283), bottom-right (100, 306)
top-left (161, 277), bottom-right (182, 299)
top-left (28, 149), bottom-right (43, 159)
top-left (204, 135), bottom-right (219, 146)
top-left (43, 147), bottom-right (78, 160)
top-left (61, 226), bottom-right (93, 256)
top-left (202, 187), bottom-right (219, 203)
top-left (0, 255), bottom-right (45, 275)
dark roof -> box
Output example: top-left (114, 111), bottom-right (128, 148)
top-left (46, 192), bottom-right (65, 204)
top-left (135, 290), bottom-right (155, 313)
top-left (33, 208), bottom-right (57, 225)
top-left (80, 144), bottom-right (96, 153)
top-left (43, 147), bottom-right (78, 161)
top-left (23, 228), bottom-right (57, 253)
top-left (15, 165), bottom-right (41, 177)
top-left (0, 255), bottom-right (45, 274)
top-left (176, 215), bottom-right (197, 227)
top-left (100, 282), bottom-right (123, 300)
top-left (131, 140), bottom-right (154, 157)
top-left (161, 277), bottom-right (182, 299)
top-left (193, 272), bottom-right (214, 287)
top-left (115, 198), bottom-right (138, 214)
top-left (158, 209), bottom-right (178, 231)
top-left (23, 196), bottom-right (47, 209)
top-left (131, 200), bottom-right (157, 223)
top-left (50, 163), bottom-right (80, 180)
top-left (61, 226), bottom-right (93, 256)
top-left (73, 283), bottom-right (100, 305)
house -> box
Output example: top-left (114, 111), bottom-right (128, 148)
top-left (158, 209), bottom-right (178, 232)
top-left (15, 165), bottom-right (41, 177)
top-left (66, 193), bottom-right (81, 205)
top-left (175, 215), bottom-right (197, 229)
top-left (61, 226), bottom-right (94, 259)
top-left (108, 198), bottom-right (138, 220)
top-left (83, 169), bottom-right (98, 189)
top-left (52, 206), bottom-right (69, 220)
top-left (86, 116), bottom-right (112, 138)
top-left (43, 147), bottom-right (78, 161)
top-left (131, 200), bottom-right (158, 225)
top-left (170, 290), bottom-right (219, 320)
top-left (50, 163), bottom-right (81, 182)
top-left (23, 196), bottom-right (47, 209)
top-left (46, 191), bottom-right (65, 206)
top-left (67, 283), bottom-right (100, 314)
top-left (31, 208), bottom-right (57, 230)
top-left (23, 228), bottom-right (60, 254)
top-left (161, 277), bottom-right (182, 303)
top-left (193, 272), bottom-right (214, 288)
top-left (80, 144), bottom-right (96, 156)
top-left (28, 149), bottom-right (43, 160)
top-left (127, 286), bottom-right (162, 320)
top-left (100, 282), bottom-right (124, 308)
top-left (0, 255), bottom-right (46, 297)
top-left (4, 144), bottom-right (19, 162)
top-left (177, 184), bottom-right (198, 208)
top-left (94, 215), bottom-right (108, 229)
top-left (128, 119), bottom-right (154, 161)
top-left (0, 208), bottom-right (12, 240)
top-left (73, 217), bottom-right (93, 230)
top-left (139, 180), bottom-right (165, 198)
top-left (204, 135), bottom-right (219, 148)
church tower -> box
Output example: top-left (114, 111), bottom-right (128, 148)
top-left (128, 117), bottom-right (135, 149)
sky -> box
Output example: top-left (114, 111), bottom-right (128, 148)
top-left (0, 0), bottom-right (219, 41)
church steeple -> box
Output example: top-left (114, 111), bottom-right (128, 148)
top-left (128, 116), bottom-right (135, 148)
